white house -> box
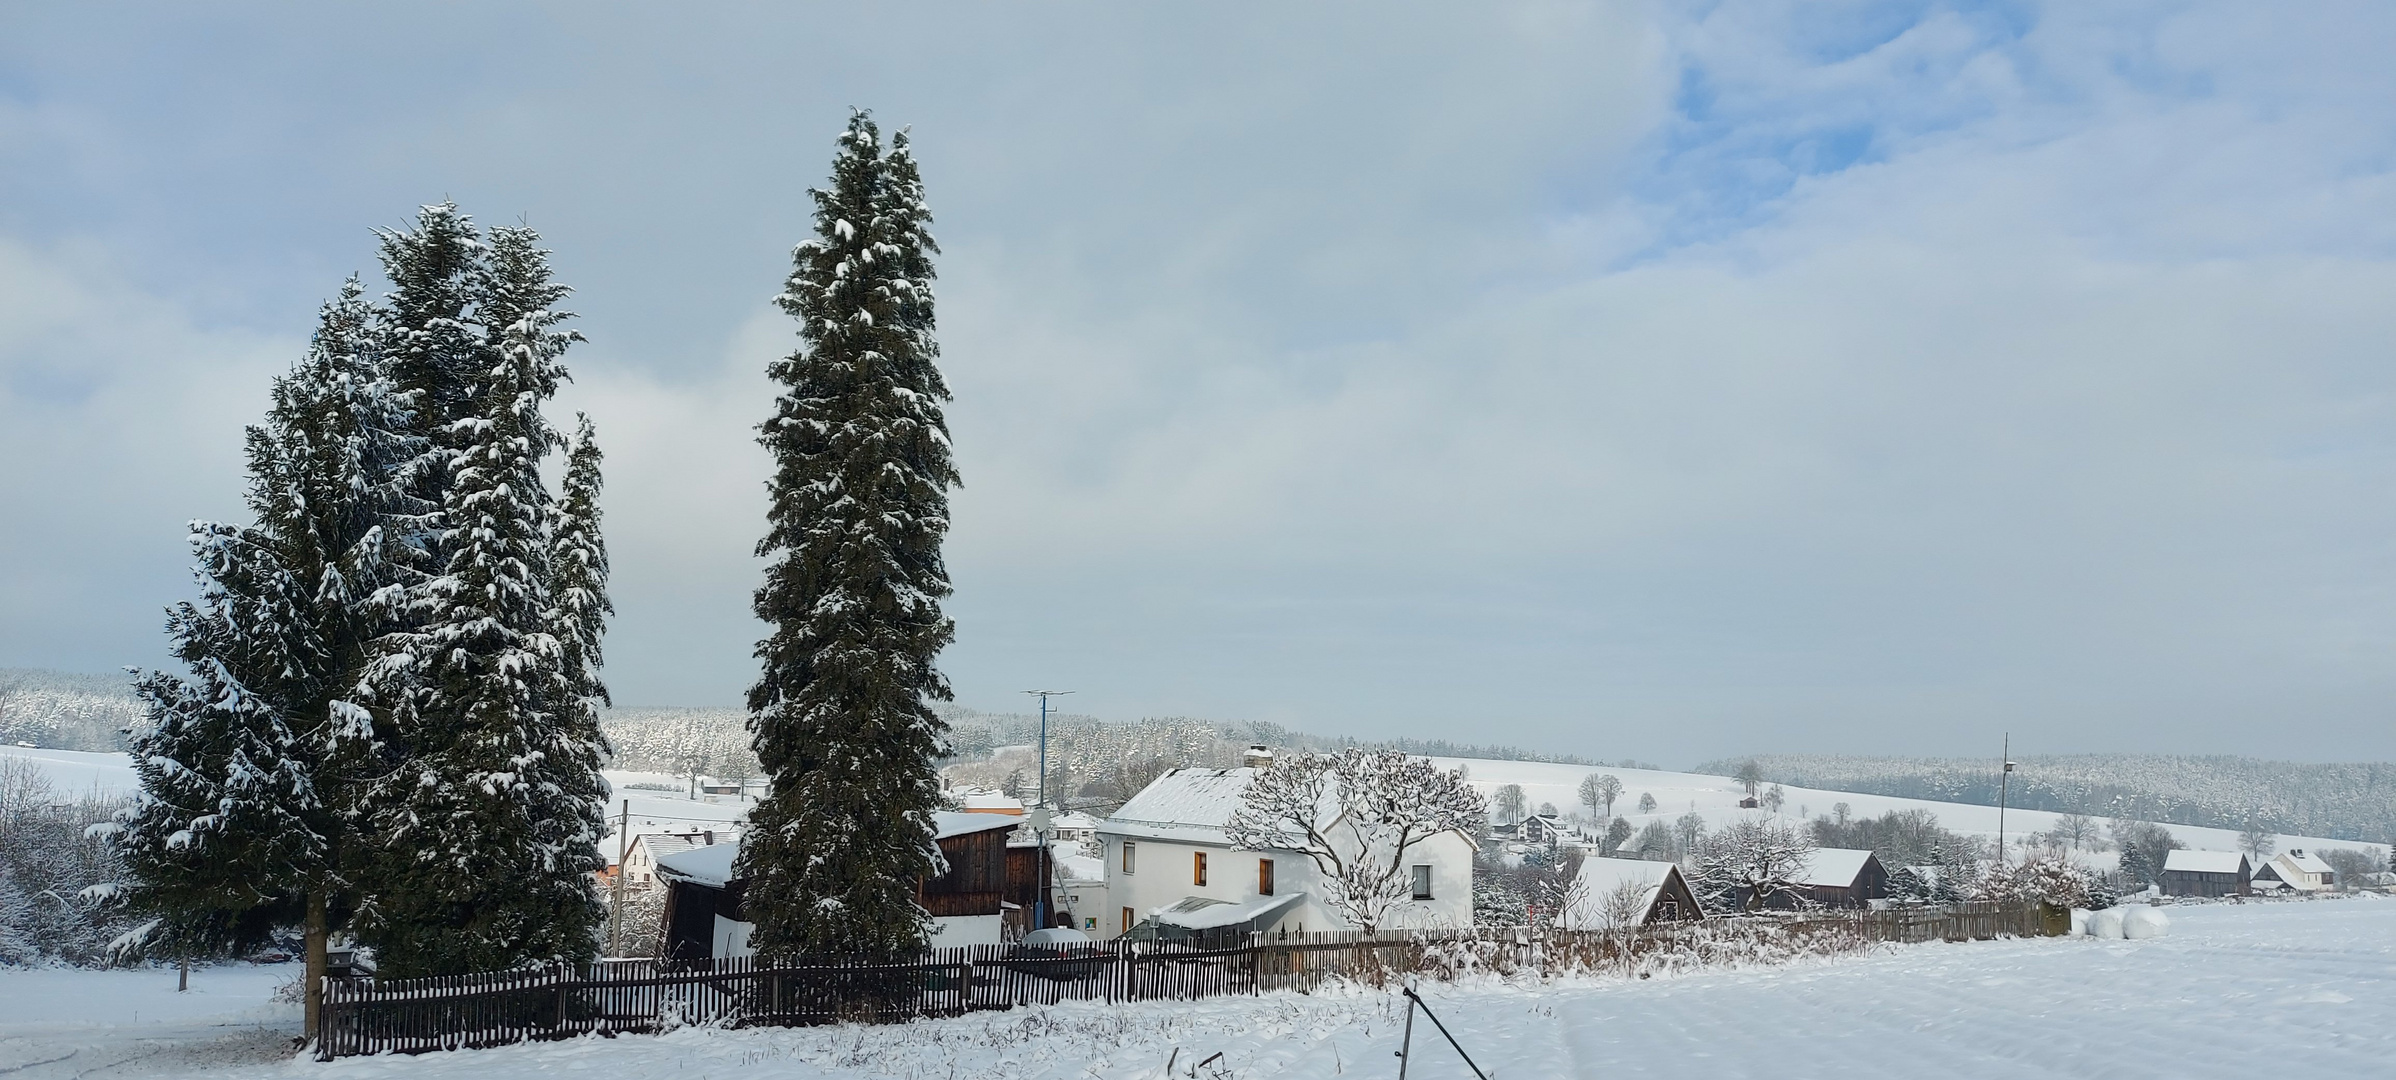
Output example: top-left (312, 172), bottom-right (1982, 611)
top-left (1094, 763), bottom-right (1477, 940)
top-left (2254, 849), bottom-right (2336, 892)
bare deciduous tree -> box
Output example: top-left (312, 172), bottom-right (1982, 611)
top-left (1223, 749), bottom-right (1482, 932)
top-left (1694, 817), bottom-right (1816, 912)
top-left (1492, 783), bottom-right (1527, 827)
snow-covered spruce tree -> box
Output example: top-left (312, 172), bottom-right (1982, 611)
top-left (359, 225), bottom-right (608, 977)
top-left (741, 112), bottom-right (959, 962)
top-left (110, 280), bottom-right (420, 1030)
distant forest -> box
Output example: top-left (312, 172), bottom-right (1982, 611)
top-left (1698, 753), bottom-right (2396, 844)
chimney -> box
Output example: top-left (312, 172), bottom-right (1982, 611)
top-left (703, 830), bottom-right (714, 846)
top-left (1243, 744), bottom-right (1274, 769)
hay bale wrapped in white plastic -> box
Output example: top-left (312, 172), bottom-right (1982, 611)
top-left (2121, 906), bottom-right (2171, 939)
top-left (2087, 907), bottom-right (2127, 939)
top-left (2069, 908), bottom-right (2091, 936)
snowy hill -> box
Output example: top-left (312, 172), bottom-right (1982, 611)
top-left (1696, 753), bottom-right (2396, 844)
top-left (1438, 756), bottom-right (2361, 860)
top-left (0, 668), bottom-right (143, 751)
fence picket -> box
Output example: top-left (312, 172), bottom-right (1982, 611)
top-left (315, 900), bottom-right (2060, 1059)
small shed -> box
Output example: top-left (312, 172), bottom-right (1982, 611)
top-left (1563, 856), bottom-right (1705, 927)
top-left (2161, 850), bottom-right (2250, 897)
top-left (1781, 848), bottom-right (1887, 909)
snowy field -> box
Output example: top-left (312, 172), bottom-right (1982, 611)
top-left (2, 897), bottom-right (2387, 1078)
top-left (1433, 757), bottom-right (2357, 858)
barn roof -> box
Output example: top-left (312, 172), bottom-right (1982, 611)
top-left (1798, 848), bottom-right (1878, 887)
top-left (2163, 850), bottom-right (2247, 875)
top-left (1564, 857), bottom-right (1681, 928)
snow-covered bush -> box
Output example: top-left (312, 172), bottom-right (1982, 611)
top-left (0, 757), bottom-right (139, 966)
top-left (1977, 857), bottom-right (2112, 910)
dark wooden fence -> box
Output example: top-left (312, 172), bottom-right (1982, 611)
top-left (316, 901), bottom-right (2061, 1059)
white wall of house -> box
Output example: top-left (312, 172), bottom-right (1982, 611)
top-left (1094, 829), bottom-right (1474, 939)
top-left (928, 914), bottom-right (1004, 947)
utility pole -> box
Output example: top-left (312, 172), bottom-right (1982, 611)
top-left (609, 799), bottom-right (629, 955)
top-left (1997, 733), bottom-right (2015, 866)
top-left (1023, 689), bottom-right (1072, 930)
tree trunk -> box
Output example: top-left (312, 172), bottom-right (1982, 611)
top-left (303, 889), bottom-right (329, 1045)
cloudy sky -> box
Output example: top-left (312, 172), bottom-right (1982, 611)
top-left (5, 1), bottom-right (2393, 765)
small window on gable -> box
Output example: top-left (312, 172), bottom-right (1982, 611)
top-left (1410, 864), bottom-right (1433, 900)
top-left (1194, 851), bottom-right (1209, 886)
top-left (1122, 841), bottom-right (1136, 874)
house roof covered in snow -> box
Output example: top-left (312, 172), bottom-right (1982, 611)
top-left (1051, 811), bottom-right (1101, 831)
top-left (654, 841), bottom-right (739, 889)
top-left (2279, 850), bottom-right (2333, 876)
top-left (629, 832), bottom-right (721, 864)
top-left (2163, 850), bottom-right (2248, 875)
top-left (1798, 848), bottom-right (1878, 887)
top-left (1152, 892), bottom-right (1307, 932)
top-left (1099, 767), bottom-right (1263, 845)
top-left (1564, 857), bottom-right (1682, 928)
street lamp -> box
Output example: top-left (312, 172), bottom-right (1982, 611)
top-left (1023, 689), bottom-right (1072, 930)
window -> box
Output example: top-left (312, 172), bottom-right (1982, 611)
top-left (1410, 864), bottom-right (1433, 900)
top-left (1258, 858), bottom-right (1275, 897)
top-left (1122, 907), bottom-right (1135, 933)
top-left (1194, 851), bottom-right (1209, 886)
top-left (1121, 841), bottom-right (1136, 874)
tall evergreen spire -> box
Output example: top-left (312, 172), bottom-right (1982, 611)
top-left (741, 111), bottom-right (959, 961)
top-left (358, 223), bottom-right (606, 976)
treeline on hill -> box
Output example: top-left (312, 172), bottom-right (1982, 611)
top-left (601, 703), bottom-right (1645, 816)
top-left (0, 669), bottom-right (144, 752)
top-left (1697, 753), bottom-right (2396, 844)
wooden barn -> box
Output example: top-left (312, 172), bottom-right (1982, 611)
top-left (2161, 850), bottom-right (2251, 897)
top-left (1774, 848), bottom-right (1888, 909)
top-left (1564, 856), bottom-right (1707, 926)
top-left (655, 812), bottom-right (1025, 960)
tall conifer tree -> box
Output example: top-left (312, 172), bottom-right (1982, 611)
top-left (114, 279), bottom-right (421, 1035)
top-left (359, 224), bottom-right (607, 976)
top-left (741, 112), bottom-right (959, 960)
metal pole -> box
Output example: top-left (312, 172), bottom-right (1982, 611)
top-left (1023, 690), bottom-right (1073, 930)
top-left (1396, 986), bottom-right (1416, 1080)
top-left (1997, 733), bottom-right (2011, 866)
top-left (609, 799), bottom-right (629, 955)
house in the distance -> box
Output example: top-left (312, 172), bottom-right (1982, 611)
top-left (2161, 850), bottom-right (2251, 897)
top-left (620, 830), bottom-right (723, 888)
top-left (1562, 857), bottom-right (1705, 927)
top-left (2253, 849), bottom-right (2335, 892)
top-left (1095, 757), bottom-right (1477, 941)
top-left (653, 811), bottom-right (1023, 960)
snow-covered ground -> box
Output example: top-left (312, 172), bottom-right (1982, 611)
top-left (0, 963), bottom-right (299, 1077)
top-left (0, 896), bottom-right (2387, 1076)
top-left (1437, 757), bottom-right (2357, 858)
